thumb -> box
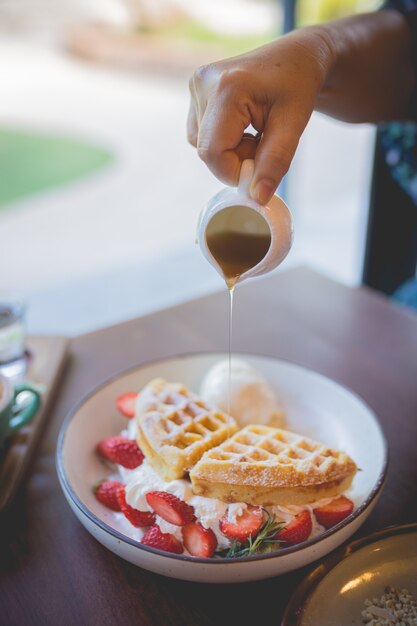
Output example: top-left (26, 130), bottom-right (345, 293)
top-left (249, 109), bottom-right (302, 205)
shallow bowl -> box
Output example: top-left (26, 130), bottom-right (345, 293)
top-left (56, 353), bottom-right (387, 583)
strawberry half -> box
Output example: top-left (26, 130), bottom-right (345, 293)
top-left (219, 505), bottom-right (264, 542)
top-left (313, 496), bottom-right (354, 529)
top-left (117, 486), bottom-right (155, 528)
top-left (275, 510), bottom-right (312, 546)
top-left (145, 491), bottom-right (195, 526)
top-left (182, 521), bottom-right (217, 558)
top-left (96, 436), bottom-right (144, 469)
top-left (116, 392), bottom-right (138, 418)
top-left (141, 524), bottom-right (183, 554)
top-left (94, 479), bottom-right (124, 511)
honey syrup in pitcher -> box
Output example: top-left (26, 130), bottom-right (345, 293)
top-left (205, 205), bottom-right (272, 289)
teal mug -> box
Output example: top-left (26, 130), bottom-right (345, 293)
top-left (0, 373), bottom-right (41, 445)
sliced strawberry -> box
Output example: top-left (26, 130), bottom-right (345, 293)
top-left (313, 496), bottom-right (354, 529)
top-left (94, 479), bottom-right (124, 511)
top-left (117, 486), bottom-right (155, 528)
top-left (182, 521), bottom-right (217, 558)
top-left (275, 510), bottom-right (312, 546)
top-left (219, 505), bottom-right (264, 542)
top-left (96, 435), bottom-right (144, 469)
top-left (116, 392), bottom-right (138, 418)
top-left (141, 524), bottom-right (183, 554)
top-left (145, 491), bottom-right (195, 526)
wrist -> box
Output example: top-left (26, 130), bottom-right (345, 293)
top-left (295, 24), bottom-right (339, 86)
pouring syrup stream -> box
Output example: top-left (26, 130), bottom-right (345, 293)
top-left (206, 208), bottom-right (271, 415)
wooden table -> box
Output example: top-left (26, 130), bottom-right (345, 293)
top-left (1, 267), bottom-right (417, 626)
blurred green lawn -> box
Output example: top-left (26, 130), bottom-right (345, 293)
top-left (0, 129), bottom-right (113, 208)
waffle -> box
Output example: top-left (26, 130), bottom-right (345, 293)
top-left (135, 378), bottom-right (238, 481)
top-left (190, 425), bottom-right (357, 506)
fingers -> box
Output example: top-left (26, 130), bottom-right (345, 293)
top-left (235, 133), bottom-right (259, 161)
top-left (189, 78), bottom-right (303, 204)
top-left (188, 64), bottom-right (306, 197)
top-left (249, 108), bottom-right (303, 205)
top-left (187, 76), bottom-right (199, 147)
top-left (196, 93), bottom-right (251, 185)
top-left (187, 101), bottom-right (198, 147)
top-left (187, 65), bottom-right (253, 185)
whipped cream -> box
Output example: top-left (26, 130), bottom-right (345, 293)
top-left (200, 359), bottom-right (284, 427)
top-left (121, 459), bottom-right (239, 549)
top-left (118, 420), bottom-right (355, 556)
top-left (120, 424), bottom-right (249, 549)
top-left (118, 456), bottom-right (336, 554)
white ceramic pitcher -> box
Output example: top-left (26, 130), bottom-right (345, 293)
top-left (197, 159), bottom-right (293, 285)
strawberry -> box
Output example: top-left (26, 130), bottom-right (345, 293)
top-left (313, 496), bottom-right (354, 529)
top-left (182, 521), bottom-right (217, 558)
top-left (145, 491), bottom-right (195, 526)
top-left (117, 486), bottom-right (155, 528)
top-left (116, 392), bottom-right (138, 418)
top-left (219, 505), bottom-right (264, 542)
top-left (96, 436), bottom-right (144, 469)
top-left (94, 479), bottom-right (124, 511)
top-left (275, 510), bottom-right (312, 545)
top-left (141, 524), bottom-right (183, 554)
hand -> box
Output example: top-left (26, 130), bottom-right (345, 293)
top-left (187, 28), bottom-right (335, 205)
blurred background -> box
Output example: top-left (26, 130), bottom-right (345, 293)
top-left (0, 0), bottom-right (380, 336)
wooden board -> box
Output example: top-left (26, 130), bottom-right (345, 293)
top-left (0, 336), bottom-right (68, 512)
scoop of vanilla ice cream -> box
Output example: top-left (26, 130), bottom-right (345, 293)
top-left (200, 358), bottom-right (284, 427)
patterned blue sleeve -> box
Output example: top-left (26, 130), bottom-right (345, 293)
top-left (382, 0), bottom-right (417, 108)
top-left (380, 0), bottom-right (417, 312)
top-left (379, 0), bottom-right (417, 208)
top-left (383, 0), bottom-right (417, 12)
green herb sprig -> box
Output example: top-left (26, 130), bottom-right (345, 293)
top-left (217, 510), bottom-right (284, 559)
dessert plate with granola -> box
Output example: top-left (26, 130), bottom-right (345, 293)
top-left (56, 353), bottom-right (387, 583)
top-left (282, 523), bottom-right (417, 625)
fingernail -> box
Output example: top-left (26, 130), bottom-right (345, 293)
top-left (250, 179), bottom-right (277, 206)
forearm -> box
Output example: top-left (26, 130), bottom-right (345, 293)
top-left (312, 10), bottom-right (415, 123)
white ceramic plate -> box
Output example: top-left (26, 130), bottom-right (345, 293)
top-left (282, 523), bottom-right (417, 625)
top-left (56, 353), bottom-right (388, 583)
